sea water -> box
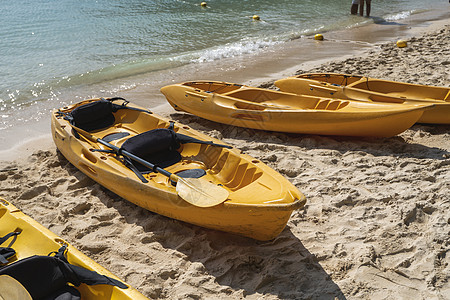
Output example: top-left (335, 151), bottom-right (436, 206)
top-left (0, 0), bottom-right (448, 132)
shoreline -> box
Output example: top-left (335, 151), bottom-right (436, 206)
top-left (1, 8), bottom-right (449, 155)
top-left (0, 11), bottom-right (449, 299)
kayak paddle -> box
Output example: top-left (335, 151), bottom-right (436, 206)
top-left (69, 124), bottom-right (229, 208)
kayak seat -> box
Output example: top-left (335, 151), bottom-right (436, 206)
top-left (66, 98), bottom-right (154, 133)
top-left (0, 246), bottom-right (127, 300)
top-left (121, 128), bottom-right (182, 172)
top-left (69, 99), bottom-right (116, 132)
top-left (119, 127), bottom-right (232, 175)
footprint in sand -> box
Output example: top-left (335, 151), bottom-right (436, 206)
top-left (19, 184), bottom-right (50, 200)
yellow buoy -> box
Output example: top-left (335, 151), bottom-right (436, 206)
top-left (396, 40), bottom-right (407, 48)
top-left (314, 34), bottom-right (324, 41)
top-left (200, 2), bottom-right (207, 7)
top-left (252, 15), bottom-right (260, 21)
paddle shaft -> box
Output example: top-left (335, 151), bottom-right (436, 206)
top-left (96, 138), bottom-right (174, 180)
top-left (96, 137), bottom-right (230, 207)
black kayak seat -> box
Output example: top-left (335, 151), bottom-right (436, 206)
top-left (66, 98), bottom-right (152, 133)
top-left (0, 254), bottom-right (127, 300)
top-left (0, 232), bottom-right (127, 300)
top-left (121, 128), bottom-right (182, 172)
top-left (68, 99), bottom-right (116, 132)
top-left (119, 127), bottom-right (233, 174)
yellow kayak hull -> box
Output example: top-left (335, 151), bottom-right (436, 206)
top-left (160, 81), bottom-right (432, 137)
top-left (275, 73), bottom-right (450, 124)
top-left (0, 198), bottom-right (148, 300)
top-left (51, 99), bottom-right (305, 241)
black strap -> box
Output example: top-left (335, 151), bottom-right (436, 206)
top-left (167, 121), bottom-right (232, 149)
top-left (0, 231), bottom-right (20, 265)
top-left (56, 110), bottom-right (71, 120)
top-left (72, 128), bottom-right (81, 139)
top-left (123, 157), bottom-right (149, 183)
top-left (168, 122), bottom-right (180, 150)
top-left (49, 244), bottom-right (128, 289)
top-left (102, 97), bottom-right (153, 115)
top-left (107, 97), bottom-right (128, 104)
top-left (48, 245), bottom-right (69, 263)
top-left (175, 133), bottom-right (232, 149)
top-left (90, 145), bottom-right (149, 182)
top-left (0, 231), bottom-right (20, 247)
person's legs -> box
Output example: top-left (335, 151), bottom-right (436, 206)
top-left (359, 0), bottom-right (365, 16)
top-left (351, 3), bottom-right (358, 15)
top-left (366, 0), bottom-right (371, 17)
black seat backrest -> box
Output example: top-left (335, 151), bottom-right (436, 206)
top-left (121, 128), bottom-right (179, 158)
top-left (1, 256), bottom-right (72, 299)
top-left (68, 99), bottom-right (116, 132)
top-left (120, 128), bottom-right (182, 172)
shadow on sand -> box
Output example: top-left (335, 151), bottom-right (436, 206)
top-left (55, 150), bottom-right (346, 299)
top-left (170, 112), bottom-right (450, 160)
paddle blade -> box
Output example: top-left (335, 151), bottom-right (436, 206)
top-left (176, 178), bottom-right (229, 207)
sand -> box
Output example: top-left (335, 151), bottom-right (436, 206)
top-left (1, 23), bottom-right (449, 300)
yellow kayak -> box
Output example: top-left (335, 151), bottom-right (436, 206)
top-left (275, 73), bottom-right (450, 124)
top-left (160, 81), bottom-right (433, 137)
top-left (51, 98), bottom-right (305, 241)
top-left (0, 198), bottom-right (148, 300)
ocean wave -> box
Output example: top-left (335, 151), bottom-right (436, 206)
top-left (384, 11), bottom-right (413, 21)
top-left (189, 38), bottom-right (282, 63)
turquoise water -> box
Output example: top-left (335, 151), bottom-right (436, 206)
top-left (0, 0), bottom-right (447, 119)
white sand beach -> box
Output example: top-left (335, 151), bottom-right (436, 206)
top-left (0, 19), bottom-right (449, 300)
